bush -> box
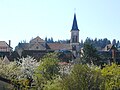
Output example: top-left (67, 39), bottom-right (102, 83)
top-left (101, 63), bottom-right (120, 90)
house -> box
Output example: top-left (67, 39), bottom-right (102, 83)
top-left (0, 40), bottom-right (12, 57)
top-left (98, 44), bottom-right (120, 64)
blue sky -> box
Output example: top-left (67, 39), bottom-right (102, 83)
top-left (0, 0), bottom-right (120, 49)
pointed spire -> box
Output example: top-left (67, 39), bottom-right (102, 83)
top-left (71, 13), bottom-right (79, 31)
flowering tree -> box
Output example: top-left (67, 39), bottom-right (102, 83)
top-left (16, 56), bottom-right (39, 88)
top-left (17, 56), bottom-right (38, 79)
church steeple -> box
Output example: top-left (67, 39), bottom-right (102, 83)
top-left (71, 13), bottom-right (79, 31)
top-left (70, 13), bottom-right (80, 58)
top-left (71, 13), bottom-right (79, 43)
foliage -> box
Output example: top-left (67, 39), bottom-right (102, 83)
top-left (43, 77), bottom-right (62, 90)
top-left (81, 37), bottom-right (112, 49)
top-left (45, 37), bottom-right (54, 43)
top-left (17, 56), bottom-right (38, 79)
top-left (15, 56), bottom-right (38, 89)
top-left (58, 50), bottom-right (72, 62)
top-left (59, 63), bottom-right (120, 90)
top-left (60, 64), bottom-right (102, 90)
top-left (81, 42), bottom-right (101, 65)
top-left (34, 53), bottom-right (60, 89)
top-left (0, 56), bottom-right (38, 89)
top-left (0, 59), bottom-right (19, 80)
top-left (0, 53), bottom-right (120, 90)
top-left (0, 59), bottom-right (19, 89)
top-left (85, 37), bottom-right (111, 48)
top-left (101, 63), bottom-right (120, 90)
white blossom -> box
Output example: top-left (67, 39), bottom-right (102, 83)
top-left (17, 56), bottom-right (39, 79)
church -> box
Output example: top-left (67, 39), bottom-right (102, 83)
top-left (15, 13), bottom-right (80, 59)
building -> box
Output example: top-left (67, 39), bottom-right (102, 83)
top-left (0, 40), bottom-right (12, 57)
top-left (70, 13), bottom-right (80, 58)
top-left (15, 36), bottom-right (73, 59)
top-left (15, 13), bottom-right (80, 59)
top-left (96, 44), bottom-right (120, 64)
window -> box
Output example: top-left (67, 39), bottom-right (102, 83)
top-left (72, 36), bottom-right (77, 43)
top-left (36, 46), bottom-right (39, 49)
top-left (76, 36), bottom-right (77, 42)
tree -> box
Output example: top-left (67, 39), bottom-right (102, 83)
top-left (80, 39), bottom-right (84, 47)
top-left (58, 50), bottom-right (72, 62)
top-left (81, 42), bottom-right (100, 65)
top-left (17, 56), bottom-right (38, 80)
top-left (45, 37), bottom-right (47, 42)
top-left (43, 77), bottom-right (62, 90)
top-left (34, 53), bottom-right (60, 89)
top-left (0, 59), bottom-right (19, 80)
top-left (0, 59), bottom-right (20, 89)
top-left (7, 56), bottom-right (38, 89)
top-left (60, 64), bottom-right (102, 90)
top-left (112, 39), bottom-right (116, 46)
top-left (50, 37), bottom-right (54, 43)
top-left (116, 40), bottom-right (120, 47)
top-left (101, 63), bottom-right (120, 89)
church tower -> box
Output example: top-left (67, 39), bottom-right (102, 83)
top-left (70, 13), bottom-right (80, 58)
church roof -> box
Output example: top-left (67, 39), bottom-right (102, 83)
top-left (48, 43), bottom-right (72, 50)
top-left (71, 13), bottom-right (79, 31)
top-left (30, 36), bottom-right (45, 44)
top-left (29, 43), bottom-right (46, 50)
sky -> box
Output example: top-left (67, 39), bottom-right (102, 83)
top-left (0, 0), bottom-right (120, 49)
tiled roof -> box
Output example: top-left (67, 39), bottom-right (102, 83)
top-left (18, 43), bottom-right (29, 50)
top-left (30, 36), bottom-right (45, 43)
top-left (0, 41), bottom-right (12, 52)
top-left (48, 43), bottom-right (72, 50)
top-left (18, 43), bottom-right (47, 51)
top-left (0, 41), bottom-right (9, 47)
top-left (16, 36), bottom-right (72, 51)
top-left (29, 43), bottom-right (46, 50)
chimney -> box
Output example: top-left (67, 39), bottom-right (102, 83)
top-left (9, 40), bottom-right (11, 47)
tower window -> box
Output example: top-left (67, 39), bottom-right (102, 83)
top-left (72, 36), bottom-right (77, 43)
top-left (76, 36), bottom-right (77, 42)
top-left (72, 37), bottom-right (74, 43)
